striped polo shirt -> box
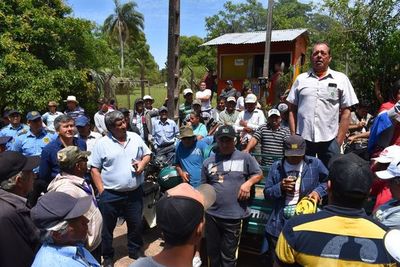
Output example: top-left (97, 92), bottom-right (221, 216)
top-left (276, 205), bottom-right (396, 266)
top-left (252, 123), bottom-right (290, 167)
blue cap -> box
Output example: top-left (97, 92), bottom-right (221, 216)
top-left (75, 116), bottom-right (89, 127)
top-left (26, 111), bottom-right (41, 121)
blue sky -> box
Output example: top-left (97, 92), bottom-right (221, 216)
top-left (66, 0), bottom-right (251, 68)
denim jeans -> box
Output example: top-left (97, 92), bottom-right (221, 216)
top-left (305, 139), bottom-right (340, 167)
top-left (98, 187), bottom-right (143, 260)
top-left (205, 213), bottom-right (243, 267)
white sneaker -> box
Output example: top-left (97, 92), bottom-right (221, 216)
top-left (192, 256), bottom-right (202, 267)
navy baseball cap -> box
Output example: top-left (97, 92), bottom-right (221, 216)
top-left (31, 191), bottom-right (92, 230)
top-left (75, 116), bottom-right (89, 127)
top-left (0, 151), bottom-right (40, 182)
top-left (215, 125), bottom-right (236, 139)
top-left (26, 111), bottom-right (41, 121)
top-left (284, 135), bottom-right (306, 156)
top-left (7, 110), bottom-right (20, 116)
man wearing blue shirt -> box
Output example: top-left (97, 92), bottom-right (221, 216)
top-left (151, 106), bottom-right (179, 164)
top-left (12, 111), bottom-right (56, 157)
top-left (0, 110), bottom-right (29, 150)
top-left (175, 126), bottom-right (207, 188)
top-left (90, 111), bottom-right (151, 267)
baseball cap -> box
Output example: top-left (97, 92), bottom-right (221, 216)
top-left (0, 151), bottom-right (40, 182)
top-left (159, 106), bottom-right (168, 113)
top-left (277, 102), bottom-right (288, 113)
top-left (57, 146), bottom-right (91, 170)
top-left (0, 136), bottom-right (12, 145)
top-left (75, 116), bottom-right (89, 127)
top-left (284, 135), bottom-right (306, 156)
top-left (64, 95), bottom-right (78, 103)
top-left (31, 191), bottom-right (92, 230)
top-left (143, 95), bottom-right (154, 101)
top-left (192, 99), bottom-right (201, 106)
top-left (375, 158), bottom-right (400, 179)
top-left (226, 80), bottom-right (233, 85)
top-left (26, 111), bottom-right (41, 121)
top-left (179, 126), bottom-right (195, 139)
top-left (156, 183), bottom-right (216, 245)
top-left (245, 94), bottom-right (257, 103)
top-left (329, 153), bottom-right (373, 200)
top-left (371, 145), bottom-right (400, 163)
top-left (183, 88), bottom-right (193, 96)
top-left (226, 96), bottom-right (236, 103)
top-left (268, 109), bottom-right (280, 118)
top-left (215, 125), bottom-right (236, 139)
top-left (384, 229), bottom-right (400, 263)
top-left (7, 110), bottom-right (20, 116)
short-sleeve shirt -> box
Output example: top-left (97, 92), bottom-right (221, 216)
top-left (196, 89), bottom-right (212, 111)
top-left (175, 139), bottom-right (208, 187)
top-left (42, 111), bottom-right (63, 132)
top-left (287, 68), bottom-right (358, 142)
top-left (0, 123), bottom-right (29, 150)
top-left (201, 150), bottom-right (262, 219)
top-left (192, 123), bottom-right (208, 138)
top-left (90, 131), bottom-right (152, 191)
top-left (253, 124), bottom-right (290, 167)
top-left (12, 129), bottom-right (56, 156)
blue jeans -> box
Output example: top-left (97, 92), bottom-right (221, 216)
top-left (305, 139), bottom-right (340, 167)
top-left (98, 187), bottom-right (143, 260)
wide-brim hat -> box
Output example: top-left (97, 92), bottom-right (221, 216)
top-left (64, 95), bottom-right (78, 103)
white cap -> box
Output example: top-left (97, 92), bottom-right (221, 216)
top-left (226, 96), bottom-right (236, 103)
top-left (384, 229), bottom-right (400, 263)
top-left (372, 145), bottom-right (400, 163)
top-left (268, 109), bottom-right (281, 118)
top-left (143, 95), bottom-right (154, 101)
top-left (64, 95), bottom-right (78, 103)
top-left (376, 158), bottom-right (400, 179)
top-left (183, 88), bottom-right (193, 96)
top-left (245, 93), bottom-right (257, 103)
top-left (277, 102), bottom-right (288, 113)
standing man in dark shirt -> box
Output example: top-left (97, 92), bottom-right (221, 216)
top-left (201, 125), bottom-right (262, 267)
top-left (220, 80), bottom-right (239, 100)
top-left (0, 151), bottom-right (40, 267)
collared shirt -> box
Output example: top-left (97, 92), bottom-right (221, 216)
top-left (275, 205), bottom-right (395, 266)
top-left (42, 111), bottom-right (63, 132)
top-left (264, 156), bottom-right (328, 237)
top-left (287, 68), bottom-right (358, 142)
top-left (64, 106), bottom-right (85, 120)
top-left (219, 110), bottom-right (239, 126)
top-left (0, 123), bottom-right (29, 150)
top-left (32, 243), bottom-right (100, 267)
top-left (12, 128), bottom-right (56, 156)
top-left (0, 189), bottom-right (40, 267)
top-left (39, 137), bottom-right (87, 183)
top-left (234, 109), bottom-right (266, 141)
top-left (201, 150), bottom-right (262, 219)
top-left (90, 131), bottom-right (152, 191)
top-left (93, 111), bottom-right (108, 134)
top-left (152, 119), bottom-right (178, 148)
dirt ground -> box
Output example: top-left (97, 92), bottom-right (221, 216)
top-left (111, 223), bottom-right (268, 267)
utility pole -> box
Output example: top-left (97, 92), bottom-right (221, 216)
top-left (167, 0), bottom-right (180, 120)
top-left (260, 0), bottom-right (274, 103)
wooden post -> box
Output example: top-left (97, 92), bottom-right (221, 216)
top-left (167, 0), bottom-right (180, 120)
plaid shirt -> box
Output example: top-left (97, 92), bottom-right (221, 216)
top-left (264, 156), bottom-right (328, 237)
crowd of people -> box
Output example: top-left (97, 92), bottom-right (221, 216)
top-left (0, 41), bottom-right (400, 267)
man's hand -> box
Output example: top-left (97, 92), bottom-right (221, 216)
top-left (243, 127), bottom-right (253, 133)
top-left (281, 177), bottom-right (296, 193)
top-left (239, 120), bottom-right (247, 127)
top-left (133, 161), bottom-right (145, 175)
top-left (238, 181), bottom-right (251, 200)
top-left (308, 191), bottom-right (320, 202)
top-left (181, 172), bottom-right (190, 183)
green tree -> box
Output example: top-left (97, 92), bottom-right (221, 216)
top-left (0, 0), bottom-right (110, 115)
top-left (103, 0), bottom-right (144, 77)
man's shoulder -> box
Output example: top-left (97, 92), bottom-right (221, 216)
top-left (130, 256), bottom-right (166, 267)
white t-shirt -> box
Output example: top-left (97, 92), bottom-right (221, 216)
top-left (196, 89), bottom-right (212, 111)
top-left (284, 160), bottom-right (304, 205)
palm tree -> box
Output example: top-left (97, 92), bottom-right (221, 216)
top-left (103, 0), bottom-right (144, 77)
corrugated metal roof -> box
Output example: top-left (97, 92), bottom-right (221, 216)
top-left (201, 28), bottom-right (308, 46)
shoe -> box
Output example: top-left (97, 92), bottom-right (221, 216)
top-left (102, 257), bottom-right (114, 267)
top-left (192, 256), bottom-right (202, 267)
top-left (128, 250), bottom-right (144, 260)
